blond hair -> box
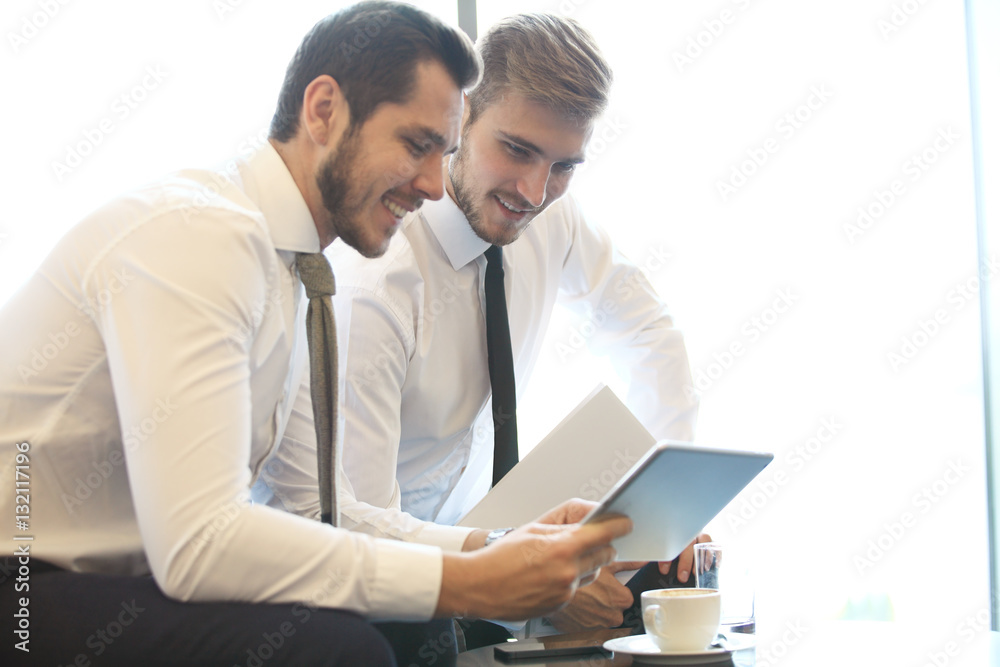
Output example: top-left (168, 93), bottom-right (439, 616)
top-left (468, 13), bottom-right (612, 124)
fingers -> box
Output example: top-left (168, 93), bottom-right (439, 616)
top-left (664, 533), bottom-right (711, 584)
top-left (557, 498), bottom-right (600, 524)
top-left (595, 568), bottom-right (636, 609)
top-left (674, 533), bottom-right (715, 582)
top-left (577, 544), bottom-right (617, 581)
top-left (573, 515), bottom-right (632, 551)
top-left (676, 546), bottom-right (695, 583)
top-left (578, 568), bottom-right (599, 587)
top-left (524, 522), bottom-right (569, 537)
top-left (534, 498), bottom-right (599, 525)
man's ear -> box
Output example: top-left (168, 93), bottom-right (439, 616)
top-left (301, 75), bottom-right (351, 147)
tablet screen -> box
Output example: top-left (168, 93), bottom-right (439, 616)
top-left (582, 442), bottom-right (773, 561)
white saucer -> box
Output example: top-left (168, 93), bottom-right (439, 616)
top-left (603, 633), bottom-right (755, 664)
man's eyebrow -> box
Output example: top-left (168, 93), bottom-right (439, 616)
top-left (403, 125), bottom-right (448, 149)
top-left (498, 130), bottom-right (585, 164)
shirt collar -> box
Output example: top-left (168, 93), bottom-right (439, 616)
top-left (237, 141), bottom-right (320, 256)
top-left (419, 194), bottom-right (491, 271)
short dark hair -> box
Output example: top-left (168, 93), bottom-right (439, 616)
top-left (468, 13), bottom-right (612, 125)
top-left (270, 1), bottom-right (481, 142)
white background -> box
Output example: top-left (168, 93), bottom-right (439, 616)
top-left (1, 0), bottom-right (991, 662)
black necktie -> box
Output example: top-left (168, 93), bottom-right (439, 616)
top-left (484, 245), bottom-right (518, 485)
top-left (295, 253), bottom-right (339, 526)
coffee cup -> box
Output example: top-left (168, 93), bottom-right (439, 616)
top-left (641, 588), bottom-right (721, 652)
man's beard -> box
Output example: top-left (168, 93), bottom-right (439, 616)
top-left (449, 141), bottom-right (538, 247)
top-left (316, 127), bottom-right (385, 259)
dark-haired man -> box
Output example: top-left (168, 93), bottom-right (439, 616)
top-left (328, 12), bottom-right (703, 642)
top-left (0, 4), bottom-right (629, 665)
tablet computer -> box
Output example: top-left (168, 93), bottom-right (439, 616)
top-left (582, 441), bottom-right (773, 561)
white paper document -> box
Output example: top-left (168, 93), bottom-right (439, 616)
top-left (457, 384), bottom-right (657, 529)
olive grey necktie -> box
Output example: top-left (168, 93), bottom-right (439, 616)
top-left (295, 252), bottom-right (338, 526)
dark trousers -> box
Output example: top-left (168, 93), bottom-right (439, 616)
top-left (374, 620), bottom-right (458, 667)
top-left (0, 557), bottom-right (398, 666)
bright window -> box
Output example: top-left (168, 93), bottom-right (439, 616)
top-left (477, 0), bottom-right (992, 647)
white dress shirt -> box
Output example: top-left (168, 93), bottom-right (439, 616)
top-left (329, 193), bottom-right (698, 528)
top-left (0, 143), bottom-right (443, 621)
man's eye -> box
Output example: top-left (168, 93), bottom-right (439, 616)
top-left (554, 162), bottom-right (576, 173)
top-left (407, 140), bottom-right (429, 158)
top-left (504, 142), bottom-right (530, 158)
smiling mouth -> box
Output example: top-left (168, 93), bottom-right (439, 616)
top-left (495, 195), bottom-right (534, 215)
top-left (381, 196), bottom-right (412, 219)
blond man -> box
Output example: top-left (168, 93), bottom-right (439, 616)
top-left (325, 13), bottom-right (703, 642)
top-left (322, 12), bottom-right (699, 644)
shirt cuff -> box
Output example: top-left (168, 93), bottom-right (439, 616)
top-left (369, 539), bottom-right (443, 621)
top-left (416, 522), bottom-right (476, 552)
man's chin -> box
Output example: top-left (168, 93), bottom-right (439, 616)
top-left (472, 216), bottom-right (531, 247)
top-left (338, 229), bottom-right (393, 259)
top-left (354, 239), bottom-right (392, 259)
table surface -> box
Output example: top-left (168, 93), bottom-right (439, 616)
top-left (455, 621), bottom-right (1000, 666)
